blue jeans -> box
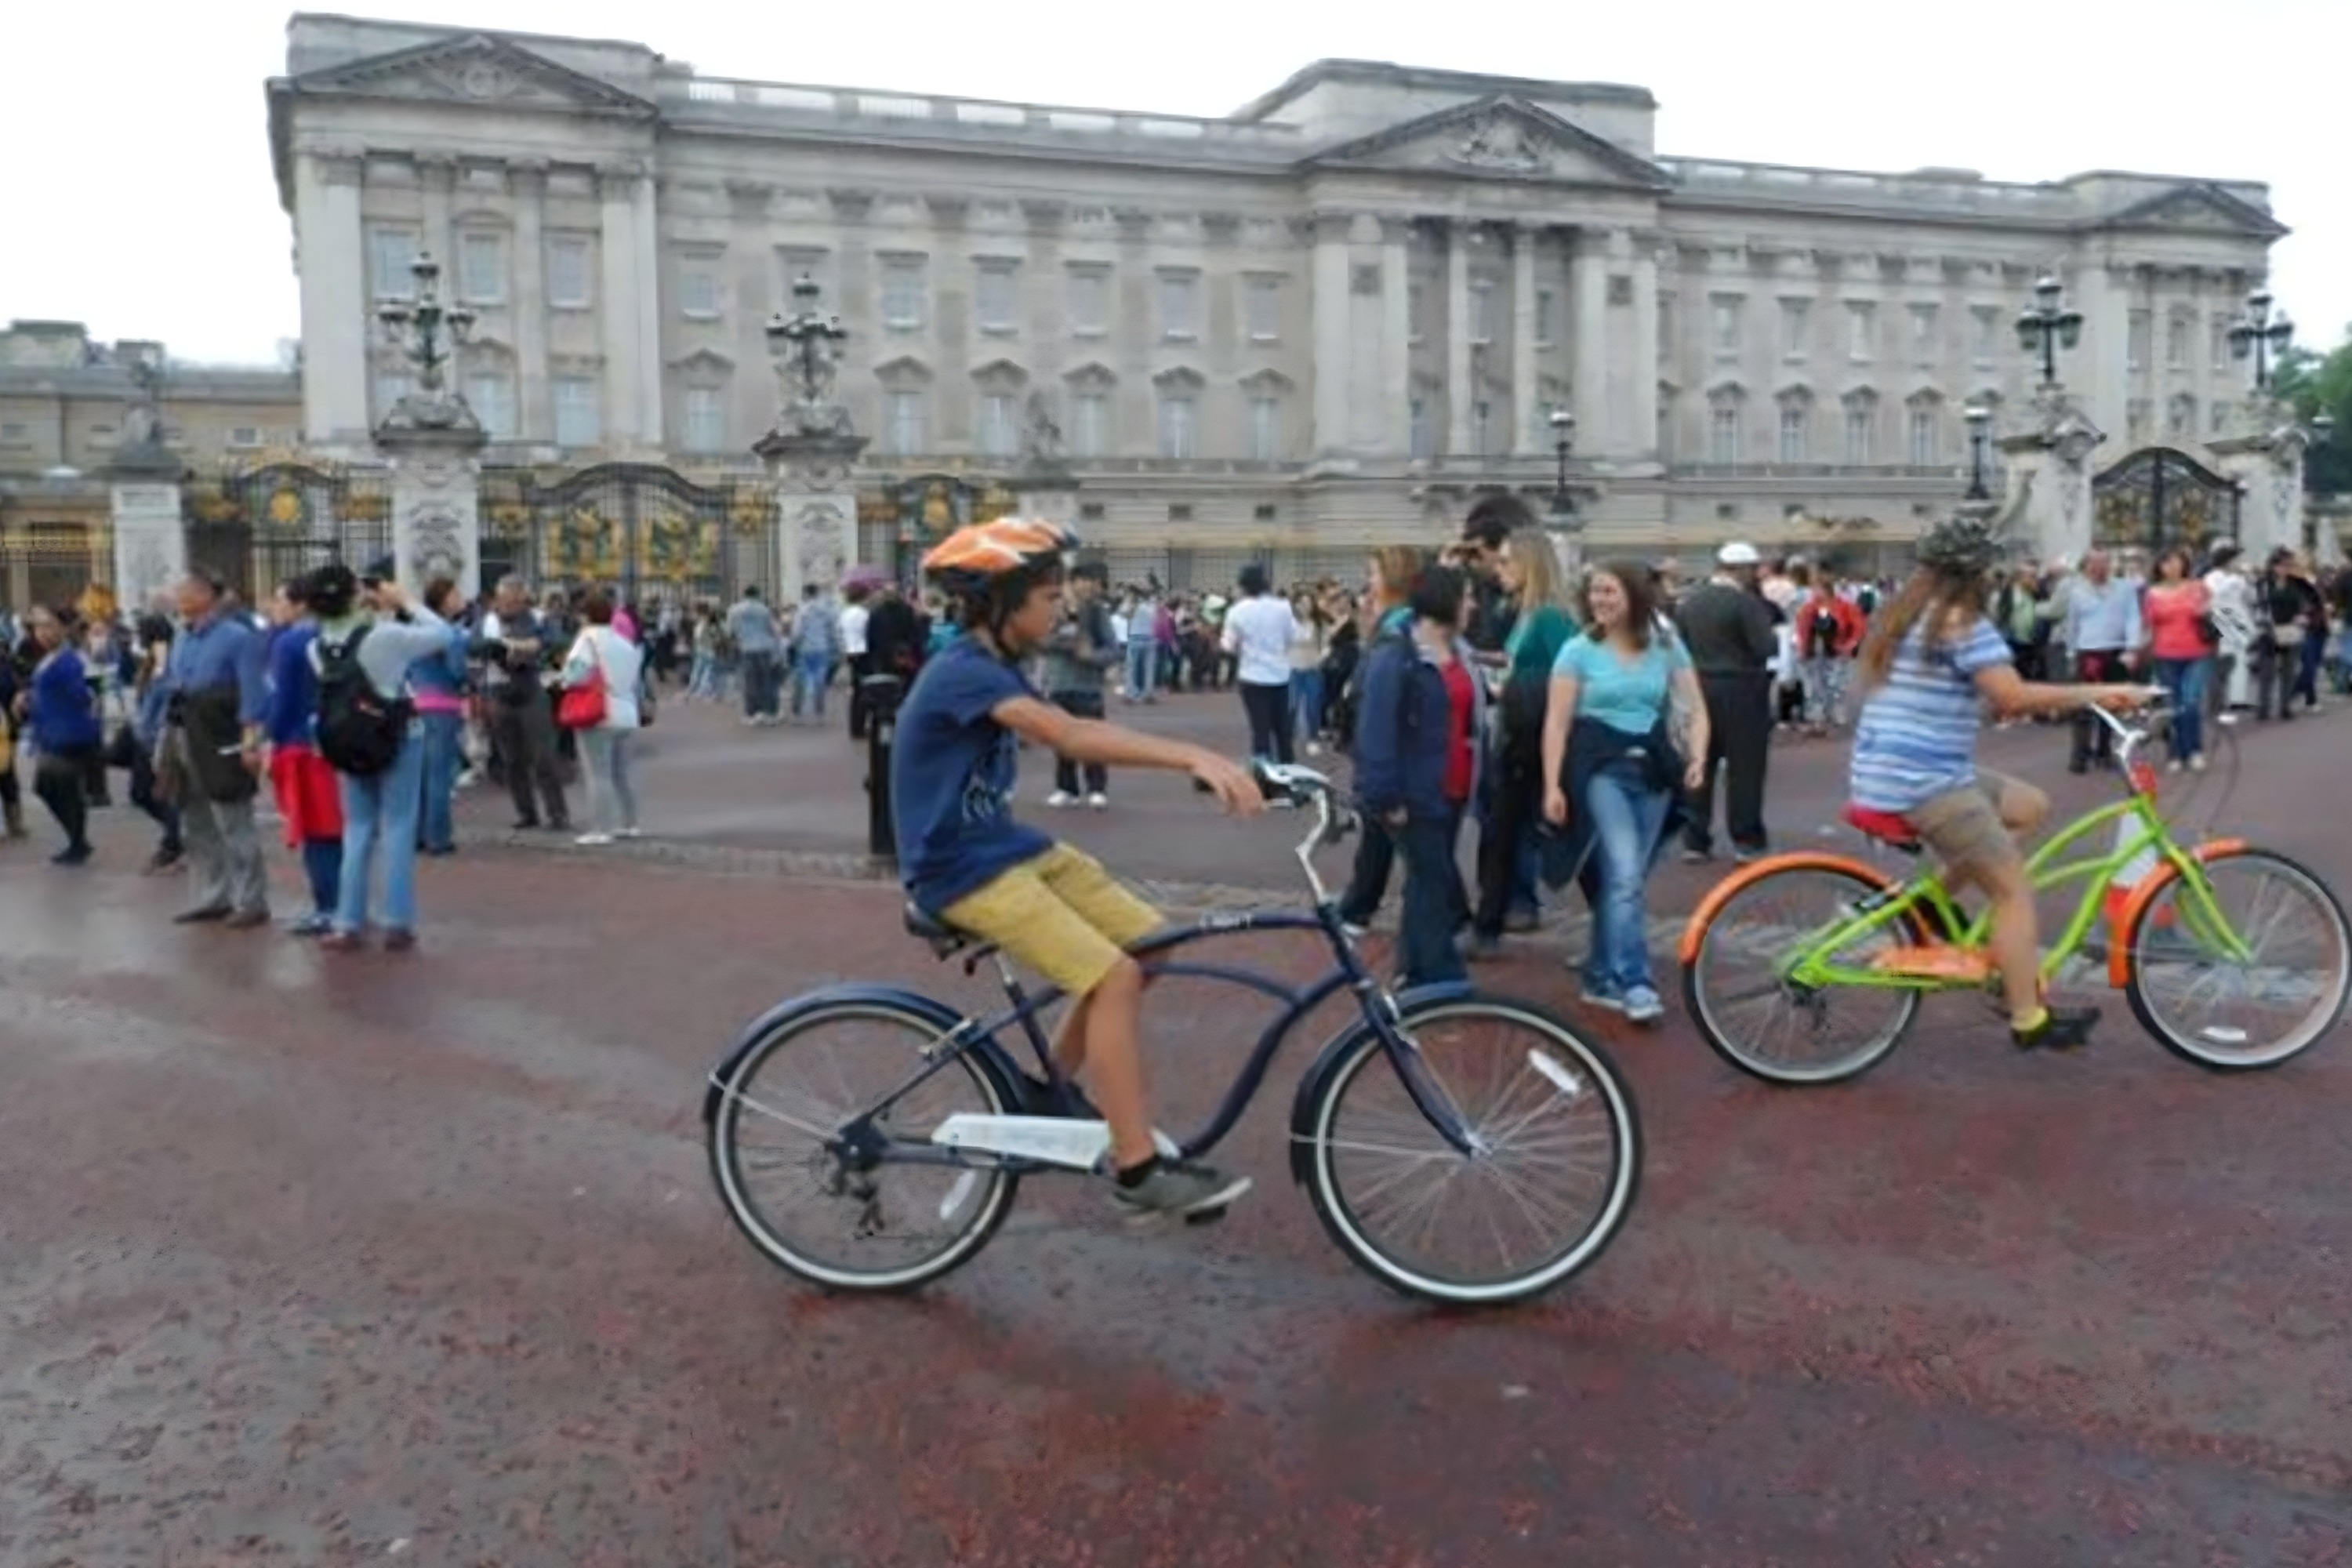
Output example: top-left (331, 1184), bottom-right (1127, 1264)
top-left (2154, 655), bottom-right (2209, 760)
top-left (1583, 761), bottom-right (1671, 996)
top-left (299, 837), bottom-right (343, 917)
top-left (1396, 808), bottom-right (1468, 986)
top-left (1289, 667), bottom-right (1325, 742)
top-left (336, 731), bottom-right (424, 935)
top-left (792, 649), bottom-right (832, 718)
top-left (741, 651), bottom-right (782, 719)
top-left (417, 710), bottom-right (463, 851)
top-left (1124, 641), bottom-right (1157, 700)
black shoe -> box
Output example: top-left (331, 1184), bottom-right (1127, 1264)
top-left (2067, 757), bottom-right (2089, 775)
top-left (1465, 932), bottom-right (1505, 963)
top-left (52, 844), bottom-right (92, 866)
top-left (510, 817), bottom-right (540, 832)
top-left (174, 904), bottom-right (232, 924)
top-left (2013, 1004), bottom-right (2100, 1051)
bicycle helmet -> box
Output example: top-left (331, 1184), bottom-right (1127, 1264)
top-left (1916, 514), bottom-right (2000, 577)
top-left (922, 517), bottom-right (1079, 630)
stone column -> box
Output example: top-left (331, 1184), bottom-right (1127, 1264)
top-left (1446, 220), bottom-right (1474, 456)
top-left (1570, 227), bottom-right (1610, 458)
top-left (510, 159), bottom-right (550, 444)
top-left (107, 450), bottom-right (189, 611)
top-left (1310, 212), bottom-right (1353, 459)
top-left (1630, 233), bottom-right (1662, 463)
top-left (757, 430), bottom-right (869, 605)
top-left (632, 170), bottom-right (666, 449)
top-left (1380, 217), bottom-right (1413, 456)
top-left (377, 415), bottom-right (488, 597)
top-left (1509, 222), bottom-right (1539, 456)
top-left (294, 149), bottom-right (370, 447)
top-left (597, 165), bottom-right (644, 451)
top-left (2210, 419), bottom-right (2309, 564)
top-left (1995, 390), bottom-right (2105, 567)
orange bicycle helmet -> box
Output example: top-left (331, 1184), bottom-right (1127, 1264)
top-left (921, 517), bottom-right (1077, 605)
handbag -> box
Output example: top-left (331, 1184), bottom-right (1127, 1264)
top-left (557, 636), bottom-right (608, 729)
top-left (2271, 621), bottom-right (2307, 651)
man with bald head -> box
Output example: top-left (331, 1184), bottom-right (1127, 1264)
top-left (158, 571), bottom-right (271, 926)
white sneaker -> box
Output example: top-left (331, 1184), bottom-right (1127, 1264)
top-left (2187, 753), bottom-right (2207, 773)
top-left (1044, 790), bottom-right (1076, 808)
top-left (2165, 759), bottom-right (2183, 774)
top-left (574, 832), bottom-right (614, 847)
top-left (1304, 740), bottom-right (1323, 757)
top-left (617, 826), bottom-right (644, 839)
top-left (1086, 792), bottom-right (1109, 810)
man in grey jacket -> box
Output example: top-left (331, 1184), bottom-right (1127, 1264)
top-left (726, 586), bottom-right (784, 726)
top-left (1040, 561), bottom-right (1119, 808)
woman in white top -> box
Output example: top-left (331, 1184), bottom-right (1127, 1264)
top-left (1219, 562), bottom-right (1300, 764)
top-left (561, 588), bottom-right (647, 846)
top-left (1286, 590), bottom-right (1330, 757)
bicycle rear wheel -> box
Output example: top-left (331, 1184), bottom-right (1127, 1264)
top-left (1682, 860), bottom-right (1928, 1085)
top-left (708, 999), bottom-right (1021, 1291)
top-left (1301, 996), bottom-right (1639, 1305)
top-left (2124, 848), bottom-right (2350, 1071)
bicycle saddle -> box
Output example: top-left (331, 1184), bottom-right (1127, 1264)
top-left (903, 902), bottom-right (994, 961)
top-left (1841, 803), bottom-right (1922, 855)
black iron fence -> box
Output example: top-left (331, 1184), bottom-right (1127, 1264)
top-left (481, 463), bottom-right (774, 608)
top-left (181, 463), bottom-right (394, 604)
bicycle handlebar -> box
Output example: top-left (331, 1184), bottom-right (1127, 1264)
top-left (1250, 760), bottom-right (1359, 908)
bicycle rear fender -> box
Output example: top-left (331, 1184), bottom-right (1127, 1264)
top-left (1675, 852), bottom-right (1942, 967)
top-left (700, 985), bottom-right (1013, 1127)
top-left (1285, 982), bottom-right (1475, 1185)
top-left (2104, 838), bottom-right (2248, 989)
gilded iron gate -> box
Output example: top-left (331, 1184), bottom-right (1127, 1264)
top-left (480, 464), bottom-right (771, 607)
top-left (2092, 447), bottom-right (2242, 552)
top-left (181, 463), bottom-right (394, 603)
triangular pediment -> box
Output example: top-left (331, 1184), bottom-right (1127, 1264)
top-left (2099, 183), bottom-right (2286, 240)
top-left (288, 34), bottom-right (655, 117)
top-left (668, 347), bottom-right (735, 373)
top-left (1304, 96), bottom-right (1669, 190)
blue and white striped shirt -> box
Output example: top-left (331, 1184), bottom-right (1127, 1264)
top-left (1850, 616), bottom-right (2012, 812)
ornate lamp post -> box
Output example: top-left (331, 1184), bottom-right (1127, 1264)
top-left (764, 272), bottom-right (850, 431)
top-left (1545, 407), bottom-right (1584, 576)
top-left (2015, 274), bottom-right (2084, 390)
top-left (1963, 402), bottom-right (1994, 502)
top-left (2227, 288), bottom-right (2295, 395)
top-left (375, 252), bottom-right (476, 401)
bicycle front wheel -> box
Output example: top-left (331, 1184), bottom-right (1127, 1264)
top-left (1683, 859), bottom-right (1927, 1085)
top-left (708, 999), bottom-right (1021, 1291)
top-left (1301, 996), bottom-right (1640, 1306)
top-left (2124, 848), bottom-right (2351, 1071)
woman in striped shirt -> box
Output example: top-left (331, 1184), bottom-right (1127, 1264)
top-left (1849, 517), bottom-right (2149, 1052)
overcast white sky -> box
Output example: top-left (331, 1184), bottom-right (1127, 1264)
top-left (5, 0), bottom-right (2344, 367)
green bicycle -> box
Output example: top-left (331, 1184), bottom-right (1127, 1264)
top-left (1679, 703), bottom-right (2351, 1084)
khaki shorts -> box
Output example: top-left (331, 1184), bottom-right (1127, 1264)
top-left (938, 843), bottom-right (1163, 998)
top-left (1907, 768), bottom-right (2026, 876)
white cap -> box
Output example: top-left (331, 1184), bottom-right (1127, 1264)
top-left (1717, 541), bottom-right (1762, 567)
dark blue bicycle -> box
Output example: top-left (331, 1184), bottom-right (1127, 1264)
top-left (703, 763), bottom-right (1642, 1305)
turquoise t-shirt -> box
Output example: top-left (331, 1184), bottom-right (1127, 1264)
top-left (1552, 632), bottom-right (1690, 736)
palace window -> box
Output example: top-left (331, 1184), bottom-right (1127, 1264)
top-left (677, 263), bottom-right (720, 320)
top-left (1843, 403), bottom-right (1874, 466)
top-left (546, 237), bottom-right (593, 310)
top-left (880, 260), bottom-right (927, 330)
top-left (1158, 272), bottom-right (1199, 341)
top-left (1470, 281), bottom-right (1497, 346)
top-left (554, 376), bottom-right (600, 448)
top-left (465, 373), bottom-right (516, 440)
top-left (1409, 397), bottom-right (1433, 459)
top-left (1159, 391), bottom-right (1198, 458)
top-left (975, 262), bottom-right (1020, 334)
top-left (1777, 402), bottom-right (1809, 463)
top-left (1846, 301), bottom-right (1875, 361)
top-left (978, 392), bottom-right (1019, 457)
top-left (1071, 392), bottom-right (1109, 457)
top-left (2127, 310), bottom-right (2152, 372)
top-left (1067, 268), bottom-right (1108, 337)
top-left (2167, 311), bottom-right (2190, 370)
top-left (1909, 303), bottom-right (1939, 364)
top-left (456, 232), bottom-right (506, 305)
top-left (1708, 402), bottom-right (1741, 464)
top-left (369, 226), bottom-right (420, 301)
top-left (1245, 277), bottom-right (1281, 343)
top-left (1971, 306), bottom-right (2000, 367)
top-left (1534, 288), bottom-right (1558, 347)
top-left (1248, 395), bottom-right (1281, 461)
top-left (1907, 405), bottom-right (1940, 466)
top-left (682, 387), bottom-right (725, 452)
top-left (1710, 295), bottom-right (1743, 358)
top-left (884, 390), bottom-right (927, 456)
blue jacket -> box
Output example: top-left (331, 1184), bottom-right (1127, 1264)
top-left (405, 620), bottom-right (471, 702)
top-left (263, 624), bottom-right (321, 747)
top-left (29, 650), bottom-right (102, 752)
top-left (1352, 624), bottom-right (1486, 822)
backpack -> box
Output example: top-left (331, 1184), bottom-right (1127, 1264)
top-left (1809, 603), bottom-right (1841, 654)
top-left (314, 626), bottom-right (411, 776)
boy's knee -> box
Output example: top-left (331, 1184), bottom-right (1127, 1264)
top-left (2002, 785), bottom-right (2050, 833)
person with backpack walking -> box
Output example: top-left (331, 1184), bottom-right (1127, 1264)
top-left (306, 564), bottom-right (452, 952)
top-left (262, 577), bottom-right (343, 934)
top-left (15, 606), bottom-right (102, 866)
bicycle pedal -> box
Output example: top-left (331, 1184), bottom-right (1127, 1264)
top-left (1868, 946), bottom-right (1993, 983)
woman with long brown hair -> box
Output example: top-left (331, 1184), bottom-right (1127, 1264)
top-left (1848, 517), bottom-right (2148, 1051)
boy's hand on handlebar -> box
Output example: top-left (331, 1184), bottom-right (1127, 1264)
top-left (1191, 751), bottom-right (1265, 816)
top-left (2092, 684), bottom-right (2163, 712)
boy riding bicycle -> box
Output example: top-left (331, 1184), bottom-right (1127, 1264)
top-left (889, 518), bottom-right (1264, 1218)
top-left (1849, 516), bottom-right (2153, 1051)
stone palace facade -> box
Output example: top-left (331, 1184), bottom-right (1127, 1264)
top-left (270, 13), bottom-right (2288, 576)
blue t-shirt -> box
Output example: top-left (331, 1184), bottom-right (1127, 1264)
top-left (889, 637), bottom-right (1055, 912)
top-left (1850, 616), bottom-right (2011, 811)
top-left (1551, 633), bottom-right (1690, 735)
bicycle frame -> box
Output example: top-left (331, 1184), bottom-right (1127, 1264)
top-left (1783, 715), bottom-right (2252, 995)
top-left (795, 768), bottom-right (1484, 1176)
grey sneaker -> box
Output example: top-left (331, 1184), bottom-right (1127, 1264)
top-left (1623, 985), bottom-right (1666, 1025)
top-left (1111, 1158), bottom-right (1252, 1220)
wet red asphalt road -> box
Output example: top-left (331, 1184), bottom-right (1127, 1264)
top-left (5, 710), bottom-right (2352, 1566)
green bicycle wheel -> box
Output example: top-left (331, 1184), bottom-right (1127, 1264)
top-left (2123, 847), bottom-right (2350, 1072)
top-left (1682, 860), bottom-right (1933, 1085)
